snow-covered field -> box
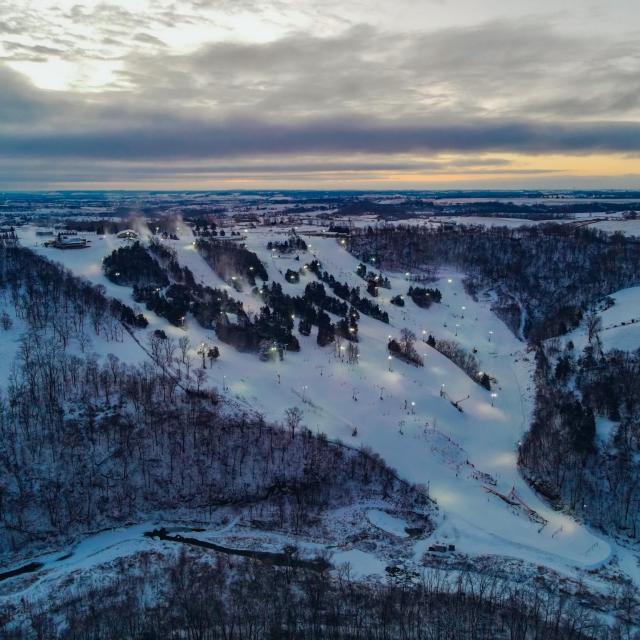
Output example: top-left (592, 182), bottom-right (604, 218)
top-left (589, 218), bottom-right (640, 237)
top-left (343, 214), bottom-right (640, 236)
top-left (8, 222), bottom-right (640, 603)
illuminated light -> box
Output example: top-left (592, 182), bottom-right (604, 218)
top-left (447, 278), bottom-right (452, 283)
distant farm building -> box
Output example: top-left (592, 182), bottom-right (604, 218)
top-left (45, 234), bottom-right (89, 249)
top-left (232, 213), bottom-right (261, 224)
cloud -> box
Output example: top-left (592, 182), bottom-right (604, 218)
top-left (132, 32), bottom-right (167, 47)
top-left (0, 157), bottom-right (561, 189)
top-left (105, 19), bottom-right (640, 122)
top-left (4, 107), bottom-right (640, 161)
top-left (0, 66), bottom-right (69, 123)
top-left (1, 5), bottom-right (640, 186)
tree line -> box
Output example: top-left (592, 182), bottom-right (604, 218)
top-left (347, 224), bottom-right (640, 341)
top-left (196, 238), bottom-right (268, 288)
top-left (3, 549), bottom-right (621, 640)
top-left (0, 244), bottom-right (147, 346)
top-left (520, 338), bottom-right (640, 540)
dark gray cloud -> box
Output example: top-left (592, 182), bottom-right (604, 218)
top-left (3, 110), bottom-right (640, 160)
top-left (0, 66), bottom-right (69, 123)
top-left (0, 157), bottom-right (523, 180)
top-left (0, 157), bottom-right (560, 188)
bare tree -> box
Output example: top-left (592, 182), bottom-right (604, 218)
top-left (0, 311), bottom-right (12, 330)
top-left (586, 312), bottom-right (602, 344)
top-left (194, 367), bottom-right (207, 392)
top-left (178, 335), bottom-right (191, 364)
top-left (284, 406), bottom-right (303, 437)
top-left (400, 328), bottom-right (416, 353)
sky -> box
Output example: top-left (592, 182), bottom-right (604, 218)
top-left (1, 0), bottom-right (640, 190)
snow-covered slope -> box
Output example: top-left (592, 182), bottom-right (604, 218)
top-left (12, 221), bottom-right (638, 598)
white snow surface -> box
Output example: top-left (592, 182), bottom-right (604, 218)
top-left (331, 549), bottom-right (387, 577)
top-left (366, 510), bottom-right (409, 538)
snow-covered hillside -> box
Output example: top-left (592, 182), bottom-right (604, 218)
top-left (12, 221), bottom-right (634, 601)
top-left (566, 285), bottom-right (640, 353)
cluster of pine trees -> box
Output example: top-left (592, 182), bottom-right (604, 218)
top-left (267, 232), bottom-right (307, 253)
top-left (308, 260), bottom-right (389, 323)
top-left (257, 280), bottom-right (359, 347)
top-left (103, 242), bottom-right (169, 288)
top-left (356, 262), bottom-right (391, 289)
top-left (407, 285), bottom-right (442, 308)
